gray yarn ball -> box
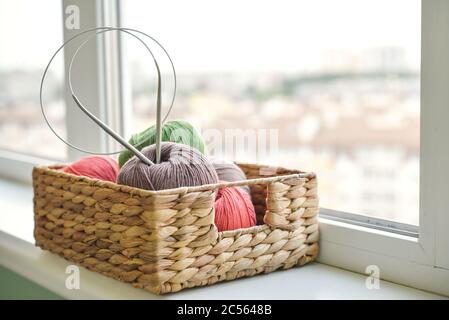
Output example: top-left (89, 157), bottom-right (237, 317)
top-left (210, 157), bottom-right (251, 195)
top-left (118, 142), bottom-right (218, 191)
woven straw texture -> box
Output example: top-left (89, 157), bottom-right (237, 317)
top-left (33, 163), bottom-right (319, 294)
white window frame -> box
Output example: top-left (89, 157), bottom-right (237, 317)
top-left (317, 0), bottom-right (449, 296)
top-left (0, 0), bottom-right (448, 296)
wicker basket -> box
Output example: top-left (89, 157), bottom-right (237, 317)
top-left (32, 163), bottom-right (319, 294)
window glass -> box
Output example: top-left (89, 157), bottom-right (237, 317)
top-left (0, 0), bottom-right (66, 160)
top-left (122, 0), bottom-right (420, 225)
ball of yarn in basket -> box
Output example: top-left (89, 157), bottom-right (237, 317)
top-left (211, 157), bottom-right (251, 195)
top-left (63, 155), bottom-right (119, 182)
top-left (118, 142), bottom-right (218, 191)
top-left (214, 182), bottom-right (256, 232)
top-left (118, 120), bottom-right (206, 167)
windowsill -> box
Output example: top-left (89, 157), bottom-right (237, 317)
top-left (0, 178), bottom-right (446, 300)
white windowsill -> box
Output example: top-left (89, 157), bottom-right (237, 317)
top-left (0, 178), bottom-right (446, 300)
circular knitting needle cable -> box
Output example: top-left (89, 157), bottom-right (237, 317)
top-left (40, 27), bottom-right (177, 160)
top-left (68, 28), bottom-right (159, 165)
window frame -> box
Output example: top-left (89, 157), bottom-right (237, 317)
top-left (317, 0), bottom-right (449, 295)
top-left (0, 0), bottom-right (448, 296)
top-left (62, 0), bottom-right (125, 161)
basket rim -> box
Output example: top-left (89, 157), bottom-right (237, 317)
top-left (33, 163), bottom-right (316, 197)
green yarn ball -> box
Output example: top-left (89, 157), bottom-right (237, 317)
top-left (118, 120), bottom-right (206, 167)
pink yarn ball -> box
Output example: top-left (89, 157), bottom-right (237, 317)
top-left (214, 182), bottom-right (256, 232)
top-left (63, 155), bottom-right (119, 182)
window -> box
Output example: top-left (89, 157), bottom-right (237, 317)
top-left (121, 0), bottom-right (421, 225)
top-left (0, 0), bottom-right (66, 160)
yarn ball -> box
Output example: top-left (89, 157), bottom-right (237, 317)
top-left (63, 155), bottom-right (119, 182)
top-left (214, 182), bottom-right (256, 232)
top-left (118, 120), bottom-right (206, 167)
top-left (118, 142), bottom-right (218, 191)
top-left (211, 157), bottom-right (251, 195)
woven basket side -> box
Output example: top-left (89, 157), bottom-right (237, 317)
top-left (33, 164), bottom-right (319, 295)
top-left (238, 163), bottom-right (302, 224)
top-left (133, 190), bottom-right (219, 293)
top-left (33, 166), bottom-right (218, 291)
top-left (142, 170), bottom-right (319, 294)
top-left (265, 176), bottom-right (318, 231)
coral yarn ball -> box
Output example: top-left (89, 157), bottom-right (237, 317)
top-left (63, 155), bottom-right (119, 182)
top-left (214, 183), bottom-right (256, 232)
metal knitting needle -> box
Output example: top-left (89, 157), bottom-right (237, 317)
top-left (67, 27), bottom-right (166, 166)
top-left (71, 93), bottom-right (154, 166)
top-left (155, 61), bottom-right (162, 164)
top-left (40, 27), bottom-right (177, 157)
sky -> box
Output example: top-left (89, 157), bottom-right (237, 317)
top-left (0, 0), bottom-right (63, 72)
top-left (0, 0), bottom-right (421, 73)
top-left (122, 0), bottom-right (421, 73)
